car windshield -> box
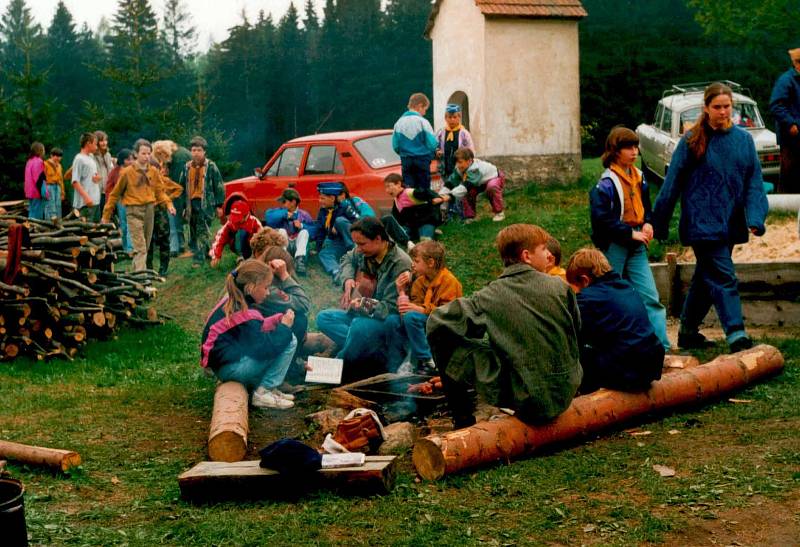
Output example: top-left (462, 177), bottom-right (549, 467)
top-left (353, 134), bottom-right (400, 169)
top-left (679, 103), bottom-right (764, 134)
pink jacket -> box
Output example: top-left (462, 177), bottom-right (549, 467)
top-left (24, 157), bottom-right (44, 199)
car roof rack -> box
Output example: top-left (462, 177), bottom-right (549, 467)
top-left (663, 80), bottom-right (750, 98)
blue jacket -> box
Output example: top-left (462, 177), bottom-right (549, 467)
top-left (652, 126), bottom-right (768, 246)
top-left (264, 207), bottom-right (316, 239)
top-left (769, 68), bottom-right (800, 145)
top-left (589, 167), bottom-right (653, 251)
top-left (577, 271), bottom-right (664, 392)
top-left (392, 111), bottom-right (438, 159)
top-left (312, 197), bottom-right (375, 246)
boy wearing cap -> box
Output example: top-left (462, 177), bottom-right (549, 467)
top-left (266, 188), bottom-right (314, 276)
top-left (769, 47), bottom-right (800, 193)
top-left (436, 104), bottom-right (474, 179)
top-left (314, 181), bottom-right (371, 280)
top-left (392, 92), bottom-right (439, 190)
top-left (209, 194), bottom-right (263, 267)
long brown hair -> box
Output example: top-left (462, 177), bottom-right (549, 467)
top-left (686, 82), bottom-right (733, 160)
top-left (223, 259), bottom-right (273, 318)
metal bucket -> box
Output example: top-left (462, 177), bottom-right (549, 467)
top-left (0, 477), bottom-right (28, 547)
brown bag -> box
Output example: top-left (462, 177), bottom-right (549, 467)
top-left (333, 414), bottom-right (382, 452)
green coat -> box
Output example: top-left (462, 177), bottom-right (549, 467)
top-left (339, 243), bottom-right (411, 320)
top-left (427, 263), bottom-right (583, 422)
top-left (178, 158), bottom-right (225, 219)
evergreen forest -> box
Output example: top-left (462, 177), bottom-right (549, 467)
top-left (0, 0), bottom-right (795, 199)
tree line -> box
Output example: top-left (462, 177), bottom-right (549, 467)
top-left (0, 0), bottom-right (795, 199)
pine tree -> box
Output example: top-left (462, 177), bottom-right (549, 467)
top-left (161, 0), bottom-right (197, 64)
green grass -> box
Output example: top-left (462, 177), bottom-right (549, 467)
top-left (1, 158), bottom-right (798, 546)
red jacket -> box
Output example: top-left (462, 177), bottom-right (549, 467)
top-left (209, 215), bottom-right (263, 259)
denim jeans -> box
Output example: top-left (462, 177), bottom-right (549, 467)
top-left (169, 195), bottom-right (186, 253)
top-left (319, 237), bottom-right (349, 276)
top-left (43, 185), bottom-right (61, 220)
top-left (117, 203), bottom-right (133, 253)
top-left (234, 229), bottom-right (253, 259)
top-left (28, 198), bottom-right (44, 220)
top-left (386, 311), bottom-right (432, 362)
top-left (401, 155), bottom-right (433, 190)
top-left (215, 335), bottom-right (297, 391)
top-left (316, 309), bottom-right (401, 373)
top-left (682, 242), bottom-right (747, 344)
top-left (604, 242), bottom-right (671, 350)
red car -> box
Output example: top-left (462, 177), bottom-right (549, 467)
top-left (225, 130), bottom-right (408, 218)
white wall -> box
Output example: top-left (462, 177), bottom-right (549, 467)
top-left (429, 0), bottom-right (485, 145)
top-left (483, 18), bottom-right (582, 157)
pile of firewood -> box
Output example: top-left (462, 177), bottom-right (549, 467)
top-left (0, 214), bottom-right (166, 362)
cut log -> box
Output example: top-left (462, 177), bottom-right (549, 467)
top-left (178, 456), bottom-right (397, 501)
top-left (413, 345), bottom-right (784, 481)
top-left (208, 382), bottom-right (249, 462)
top-left (0, 440), bottom-right (81, 472)
top-left (329, 389), bottom-right (377, 411)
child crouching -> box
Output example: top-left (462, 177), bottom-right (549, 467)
top-left (566, 248), bottom-right (664, 393)
top-left (200, 259), bottom-right (297, 409)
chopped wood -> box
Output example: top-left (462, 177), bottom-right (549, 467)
top-left (0, 440), bottom-right (81, 472)
top-left (178, 456), bottom-right (398, 501)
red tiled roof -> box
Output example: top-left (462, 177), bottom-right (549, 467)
top-left (425, 0), bottom-right (587, 38)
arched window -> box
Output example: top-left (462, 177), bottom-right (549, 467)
top-left (447, 91), bottom-right (470, 130)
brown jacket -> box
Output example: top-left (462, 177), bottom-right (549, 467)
top-left (410, 267), bottom-right (463, 314)
top-left (102, 164), bottom-right (172, 220)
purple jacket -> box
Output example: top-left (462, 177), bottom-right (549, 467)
top-left (436, 127), bottom-right (474, 155)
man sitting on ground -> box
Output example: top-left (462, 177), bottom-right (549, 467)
top-left (427, 224), bottom-right (582, 428)
top-left (566, 248), bottom-right (664, 393)
top-left (315, 217), bottom-right (411, 379)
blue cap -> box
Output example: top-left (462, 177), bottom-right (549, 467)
top-left (317, 181), bottom-right (345, 195)
top-left (445, 103), bottom-right (461, 114)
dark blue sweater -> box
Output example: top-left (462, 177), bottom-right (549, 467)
top-left (651, 125), bottom-right (768, 246)
top-left (769, 68), bottom-right (800, 145)
top-left (577, 271), bottom-right (663, 392)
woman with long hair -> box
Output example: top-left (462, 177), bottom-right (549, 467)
top-left (652, 82), bottom-right (768, 352)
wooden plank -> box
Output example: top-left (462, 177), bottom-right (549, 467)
top-left (178, 456), bottom-right (397, 501)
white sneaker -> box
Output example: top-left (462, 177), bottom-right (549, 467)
top-left (492, 212), bottom-right (505, 222)
top-left (252, 388), bottom-right (294, 409)
top-left (271, 389), bottom-right (295, 401)
top-left (464, 218), bottom-right (475, 224)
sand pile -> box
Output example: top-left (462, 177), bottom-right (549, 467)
top-left (677, 217), bottom-right (800, 262)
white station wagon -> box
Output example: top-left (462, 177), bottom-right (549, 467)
top-left (636, 82), bottom-right (780, 182)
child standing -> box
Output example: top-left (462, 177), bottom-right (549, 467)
top-left (210, 194), bottom-right (263, 267)
top-left (392, 92), bottom-right (439, 190)
top-left (436, 104), bottom-right (474, 179)
top-left (567, 248), bottom-right (664, 393)
top-left (43, 147), bottom-right (64, 220)
top-left (427, 224), bottom-right (582, 428)
top-left (390, 240), bottom-right (462, 374)
top-left (381, 173), bottom-right (447, 249)
top-left (201, 259), bottom-right (297, 409)
top-left (445, 148), bottom-right (505, 223)
top-left (589, 126), bottom-right (670, 351)
top-left (24, 142), bottom-right (46, 220)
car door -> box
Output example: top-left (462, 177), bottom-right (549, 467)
top-left (251, 145), bottom-right (307, 217)
top-left (639, 103), bottom-right (664, 177)
top-left (296, 143), bottom-right (346, 215)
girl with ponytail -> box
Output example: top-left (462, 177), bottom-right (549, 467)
top-left (201, 259), bottom-right (298, 409)
top-left (652, 83), bottom-right (768, 352)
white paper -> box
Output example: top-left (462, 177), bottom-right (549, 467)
top-left (304, 356), bottom-right (344, 384)
top-left (321, 452), bottom-right (366, 469)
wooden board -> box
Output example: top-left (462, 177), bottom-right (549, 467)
top-left (178, 455), bottom-right (397, 501)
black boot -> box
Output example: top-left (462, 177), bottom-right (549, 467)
top-left (295, 255), bottom-right (307, 276)
top-left (677, 331), bottom-right (715, 350)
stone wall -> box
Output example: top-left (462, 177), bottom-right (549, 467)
top-left (485, 153), bottom-right (582, 188)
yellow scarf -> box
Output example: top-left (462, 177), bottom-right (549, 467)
top-left (446, 124), bottom-right (464, 142)
top-left (325, 208), bottom-right (334, 230)
top-left (610, 163), bottom-right (645, 227)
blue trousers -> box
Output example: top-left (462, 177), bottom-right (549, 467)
top-left (28, 198), bottom-right (44, 220)
top-left (401, 155), bottom-right (433, 190)
top-left (604, 242), bottom-right (671, 350)
top-left (117, 204), bottom-right (133, 253)
top-left (316, 309), bottom-right (402, 374)
top-left (682, 242), bottom-right (747, 344)
top-left (169, 195), bottom-right (186, 253)
top-left (215, 335), bottom-right (297, 391)
top-left (318, 217), bottom-right (354, 276)
top-left (385, 311), bottom-right (432, 362)
top-left (43, 185), bottom-right (61, 220)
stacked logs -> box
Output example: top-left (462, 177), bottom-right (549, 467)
top-left (0, 215), bottom-right (165, 361)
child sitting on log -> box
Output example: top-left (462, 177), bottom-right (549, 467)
top-left (210, 193), bottom-right (263, 267)
top-left (566, 248), bottom-right (664, 393)
top-left (200, 259), bottom-right (297, 409)
top-left (427, 224), bottom-right (582, 428)
top-left (389, 240), bottom-right (462, 375)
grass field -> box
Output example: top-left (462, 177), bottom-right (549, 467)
top-left (1, 159), bottom-right (798, 546)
